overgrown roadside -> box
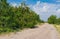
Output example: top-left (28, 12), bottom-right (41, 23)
top-left (0, 23), bottom-right (59, 39)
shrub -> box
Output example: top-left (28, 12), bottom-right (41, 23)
top-left (48, 15), bottom-right (57, 24)
top-left (0, 0), bottom-right (41, 33)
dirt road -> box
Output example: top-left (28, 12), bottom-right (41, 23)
top-left (0, 23), bottom-right (60, 39)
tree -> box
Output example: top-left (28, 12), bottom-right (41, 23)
top-left (56, 18), bottom-right (60, 24)
top-left (0, 0), bottom-right (41, 33)
top-left (48, 15), bottom-right (57, 24)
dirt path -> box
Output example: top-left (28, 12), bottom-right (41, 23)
top-left (0, 23), bottom-right (60, 39)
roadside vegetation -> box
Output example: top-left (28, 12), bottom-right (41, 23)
top-left (0, 0), bottom-right (43, 34)
top-left (0, 0), bottom-right (59, 35)
top-left (55, 25), bottom-right (60, 33)
top-left (48, 15), bottom-right (60, 24)
top-left (48, 15), bottom-right (60, 33)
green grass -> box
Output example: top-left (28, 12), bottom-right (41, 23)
top-left (54, 24), bottom-right (60, 33)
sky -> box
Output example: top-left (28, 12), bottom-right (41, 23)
top-left (7, 0), bottom-right (60, 21)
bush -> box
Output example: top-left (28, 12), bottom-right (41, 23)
top-left (56, 18), bottom-right (60, 24)
top-left (48, 15), bottom-right (57, 24)
top-left (48, 15), bottom-right (60, 24)
top-left (0, 0), bottom-right (41, 33)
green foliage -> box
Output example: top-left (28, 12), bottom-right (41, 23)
top-left (48, 15), bottom-right (60, 24)
top-left (0, 0), bottom-right (41, 33)
top-left (56, 18), bottom-right (60, 24)
top-left (48, 15), bottom-right (57, 24)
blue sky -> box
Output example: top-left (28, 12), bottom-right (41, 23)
top-left (7, 0), bottom-right (60, 4)
top-left (7, 0), bottom-right (60, 21)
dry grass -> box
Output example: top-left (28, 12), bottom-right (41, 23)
top-left (54, 25), bottom-right (60, 33)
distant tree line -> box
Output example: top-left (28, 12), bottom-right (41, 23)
top-left (48, 15), bottom-right (60, 24)
top-left (0, 0), bottom-right (43, 33)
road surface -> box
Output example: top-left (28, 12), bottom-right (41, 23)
top-left (0, 23), bottom-right (60, 39)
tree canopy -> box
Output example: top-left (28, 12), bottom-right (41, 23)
top-left (0, 0), bottom-right (41, 33)
top-left (48, 15), bottom-right (60, 24)
top-left (48, 15), bottom-right (57, 24)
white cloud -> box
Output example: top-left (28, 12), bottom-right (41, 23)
top-left (57, 9), bottom-right (60, 13)
top-left (30, 1), bottom-right (60, 21)
top-left (10, 2), bottom-right (21, 7)
top-left (11, 2), bottom-right (17, 7)
top-left (9, 1), bottom-right (60, 21)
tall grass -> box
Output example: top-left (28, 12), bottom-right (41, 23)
top-left (54, 25), bottom-right (60, 33)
